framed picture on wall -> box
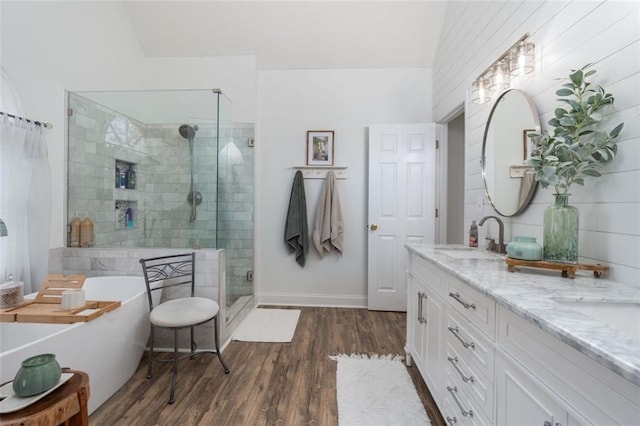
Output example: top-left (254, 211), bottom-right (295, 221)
top-left (522, 128), bottom-right (536, 161)
top-left (306, 130), bottom-right (334, 166)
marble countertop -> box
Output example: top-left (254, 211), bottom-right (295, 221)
top-left (406, 244), bottom-right (640, 386)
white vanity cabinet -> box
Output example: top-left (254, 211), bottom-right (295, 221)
top-left (405, 247), bottom-right (640, 426)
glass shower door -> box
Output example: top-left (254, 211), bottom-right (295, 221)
top-left (215, 93), bottom-right (255, 321)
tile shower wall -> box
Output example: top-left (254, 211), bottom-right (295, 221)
top-left (142, 124), bottom-right (218, 249)
top-left (68, 93), bottom-right (147, 247)
top-left (67, 93), bottom-right (218, 249)
top-left (217, 123), bottom-right (255, 307)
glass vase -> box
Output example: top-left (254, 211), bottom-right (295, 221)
top-left (543, 193), bottom-right (579, 264)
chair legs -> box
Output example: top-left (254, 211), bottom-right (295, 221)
top-left (214, 316), bottom-right (230, 374)
top-left (147, 325), bottom-right (155, 379)
top-left (169, 329), bottom-right (179, 404)
top-left (147, 316), bottom-right (230, 404)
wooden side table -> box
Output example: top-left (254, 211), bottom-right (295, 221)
top-left (0, 368), bottom-right (90, 426)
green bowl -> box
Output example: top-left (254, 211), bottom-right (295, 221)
top-left (507, 236), bottom-right (543, 261)
top-left (12, 353), bottom-right (62, 397)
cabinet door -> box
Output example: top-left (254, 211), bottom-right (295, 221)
top-left (422, 283), bottom-right (444, 401)
top-left (496, 352), bottom-right (570, 426)
top-left (407, 274), bottom-right (427, 371)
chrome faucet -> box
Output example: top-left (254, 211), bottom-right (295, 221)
top-left (478, 215), bottom-right (506, 254)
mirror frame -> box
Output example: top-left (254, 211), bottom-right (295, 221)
top-left (481, 89), bottom-right (541, 217)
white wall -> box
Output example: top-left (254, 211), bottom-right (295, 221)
top-left (433, 1), bottom-right (640, 285)
top-left (1, 1), bottom-right (257, 249)
top-left (256, 68), bottom-right (431, 306)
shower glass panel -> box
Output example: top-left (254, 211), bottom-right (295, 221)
top-left (66, 89), bottom-right (254, 320)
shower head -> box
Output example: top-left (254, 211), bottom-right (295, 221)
top-left (178, 124), bottom-right (198, 141)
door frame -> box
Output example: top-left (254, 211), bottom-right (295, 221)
top-left (437, 103), bottom-right (465, 244)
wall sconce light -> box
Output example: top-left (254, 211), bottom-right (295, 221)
top-left (489, 58), bottom-right (511, 92)
top-left (510, 40), bottom-right (535, 77)
top-left (472, 78), bottom-right (491, 104)
top-left (471, 33), bottom-right (535, 104)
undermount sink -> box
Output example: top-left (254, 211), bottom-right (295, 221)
top-left (553, 299), bottom-right (640, 338)
top-left (439, 248), bottom-right (501, 260)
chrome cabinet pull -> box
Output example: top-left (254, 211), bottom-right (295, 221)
top-left (448, 292), bottom-right (476, 310)
top-left (447, 386), bottom-right (473, 417)
top-left (446, 415), bottom-right (458, 424)
top-left (448, 326), bottom-right (475, 349)
top-left (417, 292), bottom-right (427, 324)
top-left (447, 356), bottom-right (475, 383)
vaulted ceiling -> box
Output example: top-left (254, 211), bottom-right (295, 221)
top-left (123, 1), bottom-right (448, 69)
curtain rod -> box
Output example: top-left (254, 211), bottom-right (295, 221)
top-left (0, 111), bottom-right (53, 129)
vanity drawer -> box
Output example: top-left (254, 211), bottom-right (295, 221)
top-left (442, 364), bottom-right (492, 426)
top-left (409, 254), bottom-right (442, 293)
top-left (445, 275), bottom-right (496, 340)
top-left (446, 306), bottom-right (495, 380)
top-left (445, 341), bottom-right (494, 421)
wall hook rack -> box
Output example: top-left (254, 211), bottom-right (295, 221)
top-left (293, 166), bottom-right (347, 179)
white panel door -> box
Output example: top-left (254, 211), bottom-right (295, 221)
top-left (368, 124), bottom-right (436, 311)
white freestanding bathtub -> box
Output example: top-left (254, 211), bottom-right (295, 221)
top-left (0, 276), bottom-right (157, 414)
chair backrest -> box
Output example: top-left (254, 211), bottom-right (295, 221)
top-left (139, 252), bottom-right (195, 311)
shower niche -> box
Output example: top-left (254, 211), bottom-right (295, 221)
top-left (67, 89), bottom-right (255, 327)
top-left (114, 200), bottom-right (136, 229)
top-left (115, 159), bottom-right (136, 190)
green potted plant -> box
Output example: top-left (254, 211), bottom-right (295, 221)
top-left (528, 64), bottom-right (624, 263)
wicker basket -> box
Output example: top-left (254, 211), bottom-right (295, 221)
top-left (0, 281), bottom-right (24, 309)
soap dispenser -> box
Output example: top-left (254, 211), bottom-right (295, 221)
top-left (69, 214), bottom-right (81, 247)
top-left (469, 220), bottom-right (478, 247)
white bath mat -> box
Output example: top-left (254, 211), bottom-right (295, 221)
top-left (232, 308), bottom-right (301, 342)
top-left (330, 353), bottom-right (430, 426)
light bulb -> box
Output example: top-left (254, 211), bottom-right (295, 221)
top-left (510, 41), bottom-right (535, 76)
top-left (472, 78), bottom-right (491, 104)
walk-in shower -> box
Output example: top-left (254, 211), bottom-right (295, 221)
top-left (179, 124), bottom-right (201, 222)
top-left (66, 89), bottom-right (254, 325)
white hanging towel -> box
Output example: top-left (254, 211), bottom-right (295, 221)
top-left (312, 171), bottom-right (343, 257)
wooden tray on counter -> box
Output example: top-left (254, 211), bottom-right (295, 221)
top-left (505, 257), bottom-right (608, 279)
top-left (0, 274), bottom-right (121, 323)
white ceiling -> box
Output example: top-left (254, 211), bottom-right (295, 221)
top-left (123, 1), bottom-right (448, 69)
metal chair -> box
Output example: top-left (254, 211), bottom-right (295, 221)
top-left (139, 252), bottom-right (230, 404)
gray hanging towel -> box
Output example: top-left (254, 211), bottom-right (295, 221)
top-left (312, 171), bottom-right (344, 257)
top-left (284, 170), bottom-right (309, 267)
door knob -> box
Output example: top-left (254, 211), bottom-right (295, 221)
top-left (370, 224), bottom-right (378, 231)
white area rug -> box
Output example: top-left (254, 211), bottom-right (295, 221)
top-left (330, 353), bottom-right (430, 426)
top-left (232, 308), bottom-right (301, 342)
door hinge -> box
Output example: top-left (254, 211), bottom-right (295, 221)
top-left (436, 139), bottom-right (440, 149)
top-left (247, 271), bottom-right (254, 281)
top-left (435, 208), bottom-right (439, 218)
top-left (67, 108), bottom-right (73, 117)
top-left (248, 137), bottom-right (255, 147)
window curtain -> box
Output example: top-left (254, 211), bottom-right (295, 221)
top-left (0, 115), bottom-right (51, 293)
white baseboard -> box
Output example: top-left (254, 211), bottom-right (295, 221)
top-left (256, 291), bottom-right (367, 308)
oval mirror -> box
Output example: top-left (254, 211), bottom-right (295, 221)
top-left (482, 89), bottom-right (540, 216)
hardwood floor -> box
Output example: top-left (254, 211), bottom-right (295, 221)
top-left (90, 307), bottom-right (444, 426)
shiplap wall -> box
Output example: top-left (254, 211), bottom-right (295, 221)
top-left (433, 1), bottom-right (639, 285)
